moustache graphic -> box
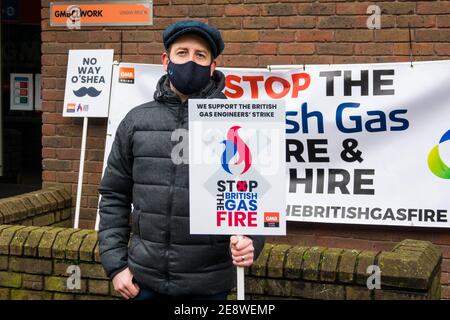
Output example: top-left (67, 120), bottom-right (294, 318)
top-left (73, 87), bottom-right (102, 97)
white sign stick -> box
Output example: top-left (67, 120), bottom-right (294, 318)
top-left (73, 116), bottom-right (88, 229)
top-left (236, 235), bottom-right (245, 300)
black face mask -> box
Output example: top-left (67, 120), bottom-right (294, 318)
top-left (167, 60), bottom-right (212, 95)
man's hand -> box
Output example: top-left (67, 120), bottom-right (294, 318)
top-left (112, 267), bottom-right (140, 299)
top-left (230, 235), bottom-right (255, 267)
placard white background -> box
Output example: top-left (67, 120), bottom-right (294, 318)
top-left (188, 99), bottom-right (286, 235)
top-left (63, 49), bottom-right (113, 118)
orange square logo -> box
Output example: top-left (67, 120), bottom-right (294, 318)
top-left (264, 212), bottom-right (279, 227)
top-left (119, 67), bottom-right (135, 84)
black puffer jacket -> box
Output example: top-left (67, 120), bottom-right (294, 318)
top-left (98, 70), bottom-right (265, 296)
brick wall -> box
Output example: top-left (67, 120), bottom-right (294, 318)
top-left (0, 187), bottom-right (72, 227)
top-left (40, 0), bottom-right (450, 298)
top-left (0, 225), bottom-right (112, 300)
top-left (245, 239), bottom-right (442, 300)
top-left (0, 227), bottom-right (442, 300)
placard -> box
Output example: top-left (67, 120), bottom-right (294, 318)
top-left (188, 99), bottom-right (286, 235)
top-left (62, 49), bottom-right (114, 118)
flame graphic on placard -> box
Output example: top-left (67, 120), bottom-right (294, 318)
top-left (221, 126), bottom-right (252, 175)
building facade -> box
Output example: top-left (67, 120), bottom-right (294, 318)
top-left (1, 0), bottom-right (449, 298)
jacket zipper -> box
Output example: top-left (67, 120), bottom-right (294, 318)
top-left (164, 105), bottom-right (184, 293)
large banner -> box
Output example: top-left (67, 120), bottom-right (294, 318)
top-left (103, 60), bottom-right (450, 228)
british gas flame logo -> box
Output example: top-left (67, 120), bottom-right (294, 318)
top-left (428, 130), bottom-right (450, 179)
top-left (221, 126), bottom-right (252, 175)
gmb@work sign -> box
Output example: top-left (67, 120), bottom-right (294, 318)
top-left (104, 60), bottom-right (450, 228)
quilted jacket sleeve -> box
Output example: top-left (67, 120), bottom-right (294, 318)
top-left (98, 116), bottom-right (134, 280)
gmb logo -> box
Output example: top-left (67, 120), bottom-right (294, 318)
top-left (428, 130), bottom-right (450, 179)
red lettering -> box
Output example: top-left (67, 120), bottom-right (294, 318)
top-left (216, 211), bottom-right (259, 227)
top-left (224, 75), bottom-right (243, 98)
top-left (265, 76), bottom-right (290, 99)
top-left (217, 211), bottom-right (227, 226)
top-left (225, 72), bottom-right (311, 99)
top-left (291, 73), bottom-right (311, 98)
top-left (242, 76), bottom-right (264, 99)
top-left (235, 211), bottom-right (246, 226)
top-left (248, 211), bottom-right (257, 227)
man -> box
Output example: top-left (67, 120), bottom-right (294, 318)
top-left (98, 20), bottom-right (265, 300)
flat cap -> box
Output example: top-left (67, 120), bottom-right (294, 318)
top-left (163, 20), bottom-right (224, 59)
